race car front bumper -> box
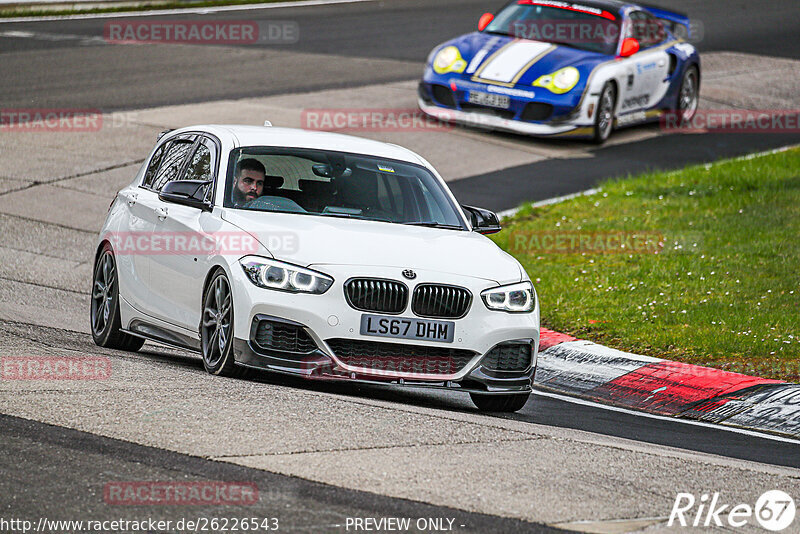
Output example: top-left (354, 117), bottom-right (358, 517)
top-left (419, 99), bottom-right (592, 137)
top-left (418, 79), bottom-right (596, 138)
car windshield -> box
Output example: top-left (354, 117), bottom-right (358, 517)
top-left (485, 1), bottom-right (621, 55)
top-left (224, 147), bottom-right (466, 230)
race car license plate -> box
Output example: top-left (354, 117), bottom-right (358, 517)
top-left (468, 91), bottom-right (510, 109)
top-left (360, 314), bottom-right (455, 343)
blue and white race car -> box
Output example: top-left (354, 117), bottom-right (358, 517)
top-left (418, 0), bottom-right (700, 142)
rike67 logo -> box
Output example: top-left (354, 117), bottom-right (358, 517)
top-left (669, 490), bottom-right (796, 531)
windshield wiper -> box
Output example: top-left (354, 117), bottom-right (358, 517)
top-left (319, 212), bottom-right (392, 223)
top-left (404, 221), bottom-right (463, 230)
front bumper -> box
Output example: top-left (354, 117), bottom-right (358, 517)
top-left (230, 266), bottom-right (539, 394)
top-left (233, 330), bottom-right (535, 395)
top-left (418, 78), bottom-right (596, 138)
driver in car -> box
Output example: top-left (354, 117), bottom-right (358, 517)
top-left (232, 158), bottom-right (266, 207)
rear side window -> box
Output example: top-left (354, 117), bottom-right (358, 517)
top-left (142, 143), bottom-right (166, 189)
top-left (150, 140), bottom-right (195, 191)
top-left (185, 142), bottom-right (212, 182)
top-left (184, 136), bottom-right (218, 202)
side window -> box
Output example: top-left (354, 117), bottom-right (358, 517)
top-left (629, 11), bottom-right (666, 48)
top-left (184, 137), bottom-right (218, 202)
top-left (150, 140), bottom-right (195, 192)
top-left (185, 140), bottom-right (213, 182)
top-left (142, 143), bottom-right (166, 189)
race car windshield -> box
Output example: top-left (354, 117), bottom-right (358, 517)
top-left (225, 147), bottom-right (467, 230)
top-left (485, 2), bottom-right (621, 55)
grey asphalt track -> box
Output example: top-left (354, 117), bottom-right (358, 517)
top-left (1, 0), bottom-right (799, 530)
top-left (0, 0), bottom-right (798, 110)
top-left (0, 413), bottom-right (564, 534)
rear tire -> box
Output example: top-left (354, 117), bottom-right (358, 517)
top-left (677, 65), bottom-right (699, 121)
top-left (90, 243), bottom-right (145, 352)
top-left (200, 269), bottom-right (246, 377)
top-left (592, 82), bottom-right (616, 144)
top-left (470, 393), bottom-right (530, 412)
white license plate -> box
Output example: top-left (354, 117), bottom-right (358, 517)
top-left (360, 314), bottom-right (454, 343)
top-left (468, 91), bottom-right (511, 109)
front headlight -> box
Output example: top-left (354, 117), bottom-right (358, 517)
top-left (433, 46), bottom-right (467, 75)
top-left (240, 256), bottom-right (333, 294)
top-left (481, 281), bottom-right (536, 313)
top-left (533, 67), bottom-right (580, 94)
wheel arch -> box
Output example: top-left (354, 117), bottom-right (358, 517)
top-left (94, 239), bottom-right (113, 263)
top-left (199, 262), bottom-right (233, 332)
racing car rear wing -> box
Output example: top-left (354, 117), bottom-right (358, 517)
top-left (638, 3), bottom-right (692, 40)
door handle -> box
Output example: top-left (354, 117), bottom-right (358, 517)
top-left (155, 206), bottom-right (168, 220)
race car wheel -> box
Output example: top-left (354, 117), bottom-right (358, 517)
top-left (90, 244), bottom-right (145, 351)
top-left (593, 82), bottom-right (616, 144)
top-left (470, 393), bottom-right (530, 412)
top-left (678, 65), bottom-right (699, 121)
top-left (201, 269), bottom-right (245, 377)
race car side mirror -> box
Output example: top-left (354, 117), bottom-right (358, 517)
top-left (619, 37), bottom-right (640, 57)
top-left (478, 13), bottom-right (494, 31)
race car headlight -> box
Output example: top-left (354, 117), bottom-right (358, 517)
top-left (240, 256), bottom-right (333, 294)
top-left (481, 281), bottom-right (536, 313)
top-left (533, 67), bottom-right (580, 94)
top-left (433, 46), bottom-right (467, 75)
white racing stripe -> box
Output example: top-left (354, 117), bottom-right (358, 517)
top-left (477, 41), bottom-right (552, 83)
top-left (0, 0), bottom-right (376, 23)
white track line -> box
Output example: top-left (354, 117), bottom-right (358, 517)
top-left (0, 0), bottom-right (376, 22)
top-left (498, 188), bottom-right (600, 219)
top-left (533, 389), bottom-right (800, 445)
top-left (499, 143), bottom-right (800, 220)
top-left (702, 144), bottom-right (798, 169)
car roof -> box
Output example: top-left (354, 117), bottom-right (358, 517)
top-left (171, 124), bottom-right (426, 166)
top-left (509, 0), bottom-right (634, 15)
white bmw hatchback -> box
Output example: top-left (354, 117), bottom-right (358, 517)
top-left (92, 125), bottom-right (539, 411)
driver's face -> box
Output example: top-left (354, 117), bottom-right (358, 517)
top-left (236, 170), bottom-right (265, 202)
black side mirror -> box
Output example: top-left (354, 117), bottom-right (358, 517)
top-left (462, 205), bottom-right (501, 235)
top-left (159, 180), bottom-right (212, 211)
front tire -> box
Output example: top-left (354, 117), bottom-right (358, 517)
top-left (200, 269), bottom-right (243, 377)
top-left (90, 244), bottom-right (145, 351)
top-left (593, 82), bottom-right (616, 144)
top-left (470, 393), bottom-right (530, 412)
